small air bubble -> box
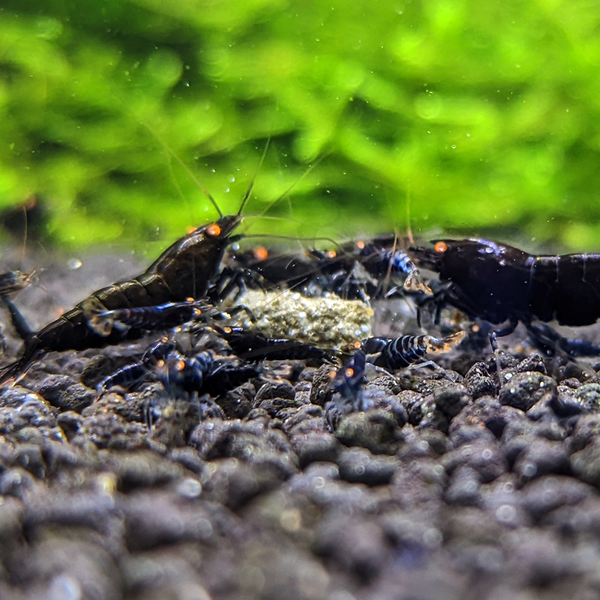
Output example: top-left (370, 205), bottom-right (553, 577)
top-left (451, 145), bottom-right (456, 149)
top-left (67, 258), bottom-right (82, 270)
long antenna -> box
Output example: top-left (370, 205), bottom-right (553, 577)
top-left (19, 203), bottom-right (28, 267)
top-left (256, 153), bottom-right (328, 220)
top-left (237, 138), bottom-right (271, 217)
top-left (406, 180), bottom-right (414, 245)
top-left (138, 120), bottom-right (224, 219)
top-left (243, 233), bottom-right (341, 248)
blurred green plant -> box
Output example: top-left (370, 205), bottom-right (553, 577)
top-left (1, 0), bottom-right (600, 255)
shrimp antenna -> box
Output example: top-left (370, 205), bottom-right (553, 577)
top-left (406, 180), bottom-right (414, 246)
top-left (19, 203), bottom-right (28, 267)
top-left (237, 137), bottom-right (271, 217)
top-left (137, 121), bottom-right (224, 219)
top-left (242, 233), bottom-right (342, 249)
top-left (257, 153), bottom-right (329, 220)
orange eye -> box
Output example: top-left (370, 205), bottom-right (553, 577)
top-left (176, 360), bottom-right (186, 372)
top-left (206, 224), bottom-right (222, 237)
top-left (253, 246), bottom-right (268, 261)
top-left (434, 241), bottom-right (448, 254)
top-left (345, 368), bottom-right (355, 378)
top-left (356, 240), bottom-right (366, 250)
top-left (326, 250), bottom-right (337, 259)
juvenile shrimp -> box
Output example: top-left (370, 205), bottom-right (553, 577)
top-left (362, 331), bottom-right (465, 370)
top-left (410, 238), bottom-right (600, 354)
top-left (331, 349), bottom-right (366, 409)
top-left (0, 270), bottom-right (35, 298)
top-left (351, 235), bottom-right (433, 296)
top-left (99, 335), bottom-right (257, 399)
top-left (212, 325), bottom-right (333, 362)
top-left (82, 296), bottom-right (212, 337)
top-left (0, 270), bottom-right (36, 353)
top-left (0, 207), bottom-right (38, 343)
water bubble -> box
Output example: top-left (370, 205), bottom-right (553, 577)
top-left (67, 258), bottom-right (82, 270)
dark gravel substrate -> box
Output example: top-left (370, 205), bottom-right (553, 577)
top-left (2, 250), bottom-right (600, 599)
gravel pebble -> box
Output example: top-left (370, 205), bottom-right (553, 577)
top-left (498, 371), bottom-right (558, 412)
top-left (336, 447), bottom-right (398, 486)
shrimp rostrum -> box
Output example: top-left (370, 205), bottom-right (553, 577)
top-left (410, 238), bottom-right (600, 356)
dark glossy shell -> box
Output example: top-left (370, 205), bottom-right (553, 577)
top-left (0, 215), bottom-right (241, 381)
top-left (421, 238), bottom-right (600, 327)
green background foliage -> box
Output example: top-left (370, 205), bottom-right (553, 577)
top-left (1, 0), bottom-right (600, 256)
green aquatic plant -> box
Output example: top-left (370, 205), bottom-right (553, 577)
top-left (1, 0), bottom-right (600, 252)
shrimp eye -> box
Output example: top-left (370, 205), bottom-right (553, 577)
top-left (345, 368), bottom-right (355, 378)
top-left (253, 246), bottom-right (268, 261)
top-left (434, 241), bottom-right (448, 254)
top-left (206, 224), bottom-right (222, 237)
